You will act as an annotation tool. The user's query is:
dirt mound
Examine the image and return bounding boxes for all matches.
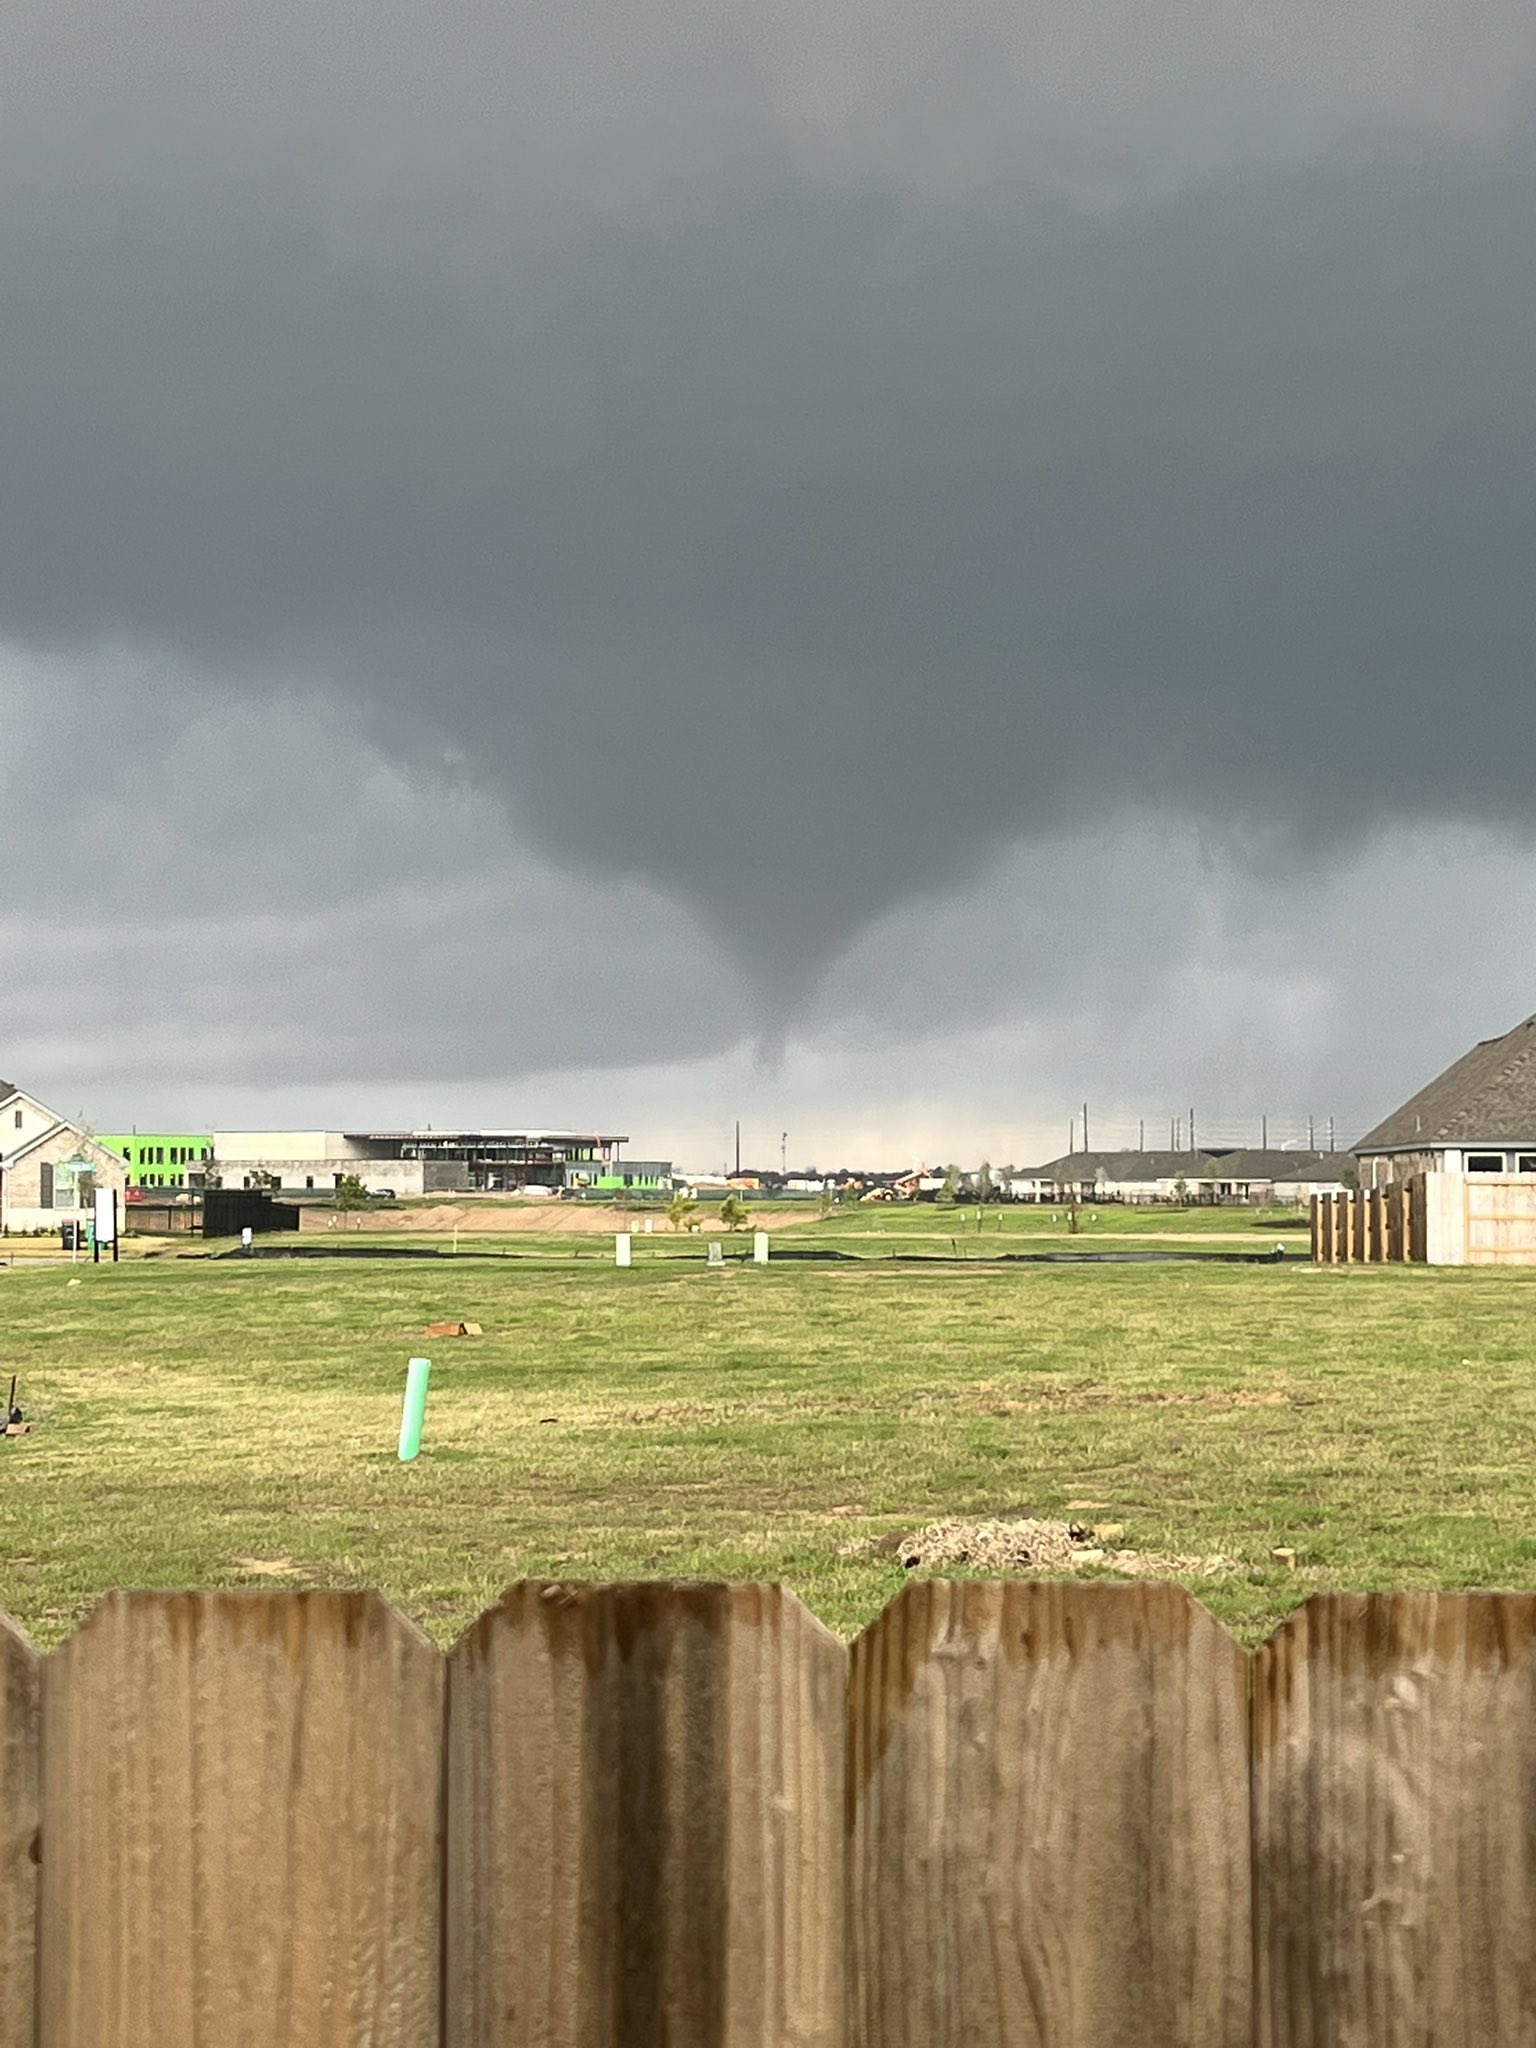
[891,1516,1237,1580]
[301,1201,806,1235]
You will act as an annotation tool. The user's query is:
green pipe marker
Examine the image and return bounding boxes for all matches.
[398,1357,431,1461]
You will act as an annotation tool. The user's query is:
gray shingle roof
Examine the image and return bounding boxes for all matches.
[1210,1149,1351,1181]
[1024,1150,1219,1180]
[1355,1013,1536,1153]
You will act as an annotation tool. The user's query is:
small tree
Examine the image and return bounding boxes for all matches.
[976,1160,995,1205]
[334,1174,367,1219]
[719,1193,751,1231]
[1171,1176,1190,1208]
[938,1166,960,1207]
[667,1190,699,1232]
[816,1188,833,1219]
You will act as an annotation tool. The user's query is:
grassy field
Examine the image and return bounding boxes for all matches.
[2,1207,1533,1649]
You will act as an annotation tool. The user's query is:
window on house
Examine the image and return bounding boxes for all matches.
[13,1109,21,1128]
[1519,1155,1536,1174]
[39,1162,53,1207]
[1467,1153,1506,1173]
[305,1176,314,1189]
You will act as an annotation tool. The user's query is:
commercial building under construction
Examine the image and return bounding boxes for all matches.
[208,1128,652,1196]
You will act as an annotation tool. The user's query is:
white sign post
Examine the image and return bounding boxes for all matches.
[93,1187,119,1264]
[615,1233,632,1268]
[753,1231,769,1265]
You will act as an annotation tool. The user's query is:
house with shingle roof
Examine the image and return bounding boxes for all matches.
[1206,1149,1355,1201]
[0,1082,128,1233]
[1354,1014,1536,1190]
[1026,1150,1222,1203]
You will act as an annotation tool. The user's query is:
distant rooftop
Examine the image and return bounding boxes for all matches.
[1025,1149,1220,1180]
[1212,1148,1350,1180]
[347,1130,629,1144]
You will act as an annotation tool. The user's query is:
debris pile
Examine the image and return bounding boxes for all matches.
[892,1516,1236,1580]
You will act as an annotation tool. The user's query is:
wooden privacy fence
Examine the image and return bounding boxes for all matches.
[1311,1178,1422,1263]
[5,1582,1536,2044]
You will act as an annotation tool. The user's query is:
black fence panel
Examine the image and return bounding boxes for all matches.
[201,1190,301,1237]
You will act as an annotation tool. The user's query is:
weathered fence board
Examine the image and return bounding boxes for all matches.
[0,1613,38,2048]
[40,1592,443,2048]
[1314,1181,1423,1265]
[447,1581,846,2048]
[13,1581,1536,2040]
[1254,1593,1536,2047]
[848,1580,1251,2048]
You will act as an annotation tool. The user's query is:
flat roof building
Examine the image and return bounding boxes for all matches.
[210,1129,632,1194]
[100,1133,214,1191]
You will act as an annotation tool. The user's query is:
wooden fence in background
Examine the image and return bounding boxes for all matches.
[4,1581,1536,2044]
[1311,1178,1423,1263]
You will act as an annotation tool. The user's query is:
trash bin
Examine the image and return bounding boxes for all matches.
[59,1220,82,1251]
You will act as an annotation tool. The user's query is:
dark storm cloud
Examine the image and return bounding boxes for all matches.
[0,668,746,1093]
[3,0,1535,1006]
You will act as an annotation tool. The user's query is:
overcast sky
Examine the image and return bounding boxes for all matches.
[4,0,1535,1167]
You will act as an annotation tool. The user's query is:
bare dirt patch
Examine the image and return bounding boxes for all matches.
[888,1516,1238,1580]
[302,1202,807,1235]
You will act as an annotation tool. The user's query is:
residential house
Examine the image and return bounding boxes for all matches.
[1207,1149,1355,1203]
[1026,1150,1221,1203]
[0,1082,130,1233]
[1354,1013,1536,1189]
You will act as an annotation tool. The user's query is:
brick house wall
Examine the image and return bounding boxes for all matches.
[1,1127,129,1234]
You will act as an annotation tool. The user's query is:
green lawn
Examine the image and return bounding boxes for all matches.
[1,1243,1531,1648]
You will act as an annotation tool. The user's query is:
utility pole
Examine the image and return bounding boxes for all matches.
[1262,1114,1268,1149]
[1328,1116,1335,1153]
[1138,1118,1144,1151]
[1308,1115,1316,1149]
[781,1131,787,1176]
[1082,1102,1090,1152]
[1189,1107,1197,1154]
[734,1121,741,1176]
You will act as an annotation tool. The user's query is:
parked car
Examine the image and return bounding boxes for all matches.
[369,1187,398,1200]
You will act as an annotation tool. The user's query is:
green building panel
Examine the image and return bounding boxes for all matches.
[591,1164,671,1191]
[100,1133,214,1190]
